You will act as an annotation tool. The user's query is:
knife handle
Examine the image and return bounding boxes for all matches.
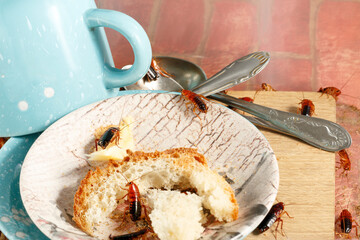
[210,92,352,152]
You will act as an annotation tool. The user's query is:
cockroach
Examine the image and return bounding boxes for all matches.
[261,83,277,91]
[335,209,360,239]
[254,83,276,98]
[336,149,351,177]
[97,127,120,150]
[297,99,315,117]
[318,71,358,101]
[124,180,142,221]
[240,97,254,103]
[109,228,147,240]
[227,96,254,111]
[0,137,9,149]
[118,172,152,222]
[95,117,138,151]
[257,202,293,239]
[145,58,172,81]
[318,87,341,101]
[180,89,208,119]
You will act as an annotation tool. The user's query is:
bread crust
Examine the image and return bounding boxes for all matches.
[73,147,238,237]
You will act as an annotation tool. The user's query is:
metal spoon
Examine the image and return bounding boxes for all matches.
[125,55,351,151]
[126,52,270,93]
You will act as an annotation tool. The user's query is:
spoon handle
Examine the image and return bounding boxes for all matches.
[210,92,352,152]
[192,52,270,96]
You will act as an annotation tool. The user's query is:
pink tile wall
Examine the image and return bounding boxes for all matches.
[94,1,359,240]
[97,0,360,108]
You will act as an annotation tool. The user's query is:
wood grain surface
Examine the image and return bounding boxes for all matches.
[0,91,336,240]
[228,91,336,240]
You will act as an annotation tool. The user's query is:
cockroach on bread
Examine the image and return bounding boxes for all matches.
[335,209,360,239]
[257,202,293,239]
[118,171,154,223]
[180,89,208,120]
[119,177,145,222]
[297,99,315,117]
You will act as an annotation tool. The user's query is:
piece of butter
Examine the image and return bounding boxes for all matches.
[88,116,135,166]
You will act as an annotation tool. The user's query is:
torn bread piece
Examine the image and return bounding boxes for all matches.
[73,148,238,240]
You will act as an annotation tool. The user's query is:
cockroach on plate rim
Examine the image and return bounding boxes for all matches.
[257,202,293,239]
[180,89,209,120]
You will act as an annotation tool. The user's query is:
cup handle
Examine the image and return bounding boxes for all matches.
[84,9,152,88]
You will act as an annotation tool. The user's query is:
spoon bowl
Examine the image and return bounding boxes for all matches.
[125,56,207,91]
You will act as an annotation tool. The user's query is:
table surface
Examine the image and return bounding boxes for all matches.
[229,91,336,239]
[0,90,341,240]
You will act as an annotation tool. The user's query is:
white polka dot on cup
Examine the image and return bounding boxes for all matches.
[44,87,55,98]
[18,101,28,111]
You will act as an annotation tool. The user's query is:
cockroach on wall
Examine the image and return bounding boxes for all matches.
[335,209,360,239]
[336,149,351,178]
[254,83,277,98]
[318,87,341,101]
[318,71,359,101]
[261,83,277,91]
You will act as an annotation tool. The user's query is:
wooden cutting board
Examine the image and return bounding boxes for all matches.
[228,91,335,240]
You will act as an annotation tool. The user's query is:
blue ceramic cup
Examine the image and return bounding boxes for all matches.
[0,0,152,137]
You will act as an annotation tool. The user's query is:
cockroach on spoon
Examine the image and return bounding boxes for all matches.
[145,57,173,81]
